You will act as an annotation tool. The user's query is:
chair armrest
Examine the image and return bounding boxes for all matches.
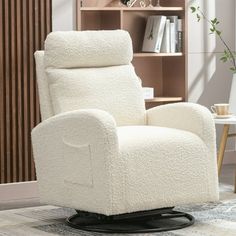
[32,108,117,141]
[146,102,216,150]
[32,108,118,172]
[31,109,120,213]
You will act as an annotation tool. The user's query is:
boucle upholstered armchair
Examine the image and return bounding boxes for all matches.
[32,30,219,233]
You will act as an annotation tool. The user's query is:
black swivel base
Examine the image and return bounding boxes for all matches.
[66,207,195,234]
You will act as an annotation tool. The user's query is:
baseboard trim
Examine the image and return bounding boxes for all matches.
[0,181,39,202]
[223,150,236,165]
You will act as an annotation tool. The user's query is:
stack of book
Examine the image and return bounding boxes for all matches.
[142,15,183,53]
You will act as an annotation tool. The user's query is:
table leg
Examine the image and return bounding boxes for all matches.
[227,135,236,192]
[217,124,230,175]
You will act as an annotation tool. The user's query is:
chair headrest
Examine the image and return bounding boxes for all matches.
[44,30,133,69]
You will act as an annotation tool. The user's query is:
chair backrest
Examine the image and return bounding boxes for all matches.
[35,30,146,126]
[35,51,54,120]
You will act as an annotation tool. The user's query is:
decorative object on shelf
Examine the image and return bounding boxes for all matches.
[127,0,138,7]
[120,0,130,5]
[107,0,124,7]
[147,0,154,7]
[120,0,139,7]
[139,0,156,8]
[191,6,236,115]
[139,1,146,8]
[121,0,155,8]
[142,87,154,99]
[155,0,161,7]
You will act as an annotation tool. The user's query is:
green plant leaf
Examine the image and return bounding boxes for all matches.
[191,6,196,13]
[211,18,217,24]
[197,14,201,22]
[220,56,227,62]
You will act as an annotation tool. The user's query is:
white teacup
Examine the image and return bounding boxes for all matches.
[211,103,229,116]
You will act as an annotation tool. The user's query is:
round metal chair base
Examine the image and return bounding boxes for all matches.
[66,207,195,233]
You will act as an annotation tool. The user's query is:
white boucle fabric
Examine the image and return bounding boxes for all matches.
[46,65,146,126]
[117,126,219,212]
[34,51,53,120]
[147,102,216,152]
[32,31,219,216]
[32,109,124,215]
[44,30,133,69]
[32,109,219,215]
[147,102,219,204]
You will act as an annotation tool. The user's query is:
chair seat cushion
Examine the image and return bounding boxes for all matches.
[116,126,215,213]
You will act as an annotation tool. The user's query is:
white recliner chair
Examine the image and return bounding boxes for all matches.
[32,30,219,233]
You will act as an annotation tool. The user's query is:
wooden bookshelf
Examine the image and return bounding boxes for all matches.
[76,0,187,108]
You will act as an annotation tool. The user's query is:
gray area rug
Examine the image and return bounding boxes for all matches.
[0,184,236,236]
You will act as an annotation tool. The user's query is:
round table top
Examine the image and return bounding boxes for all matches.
[214,115,236,124]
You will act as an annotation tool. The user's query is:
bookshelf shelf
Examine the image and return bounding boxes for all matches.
[134,52,183,57]
[145,97,183,103]
[77,0,187,108]
[123,7,184,11]
[80,7,120,11]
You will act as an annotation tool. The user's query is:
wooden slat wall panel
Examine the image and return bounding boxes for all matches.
[0,0,52,183]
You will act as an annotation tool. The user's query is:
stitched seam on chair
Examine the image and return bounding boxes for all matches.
[62,138,88,149]
[62,138,94,188]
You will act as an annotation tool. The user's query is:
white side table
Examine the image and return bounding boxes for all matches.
[214,116,236,192]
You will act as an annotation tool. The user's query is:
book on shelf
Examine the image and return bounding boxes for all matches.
[168,16,178,53]
[142,15,183,54]
[170,22,176,53]
[160,19,170,53]
[142,15,167,53]
[168,16,184,53]
[177,19,183,52]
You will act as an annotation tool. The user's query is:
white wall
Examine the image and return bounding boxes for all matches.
[52,0,76,31]
[188,0,235,105]
[188,0,236,163]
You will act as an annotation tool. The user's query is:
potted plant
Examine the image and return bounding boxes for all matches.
[191,6,236,114]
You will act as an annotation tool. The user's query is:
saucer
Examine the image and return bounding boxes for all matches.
[213,113,234,119]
